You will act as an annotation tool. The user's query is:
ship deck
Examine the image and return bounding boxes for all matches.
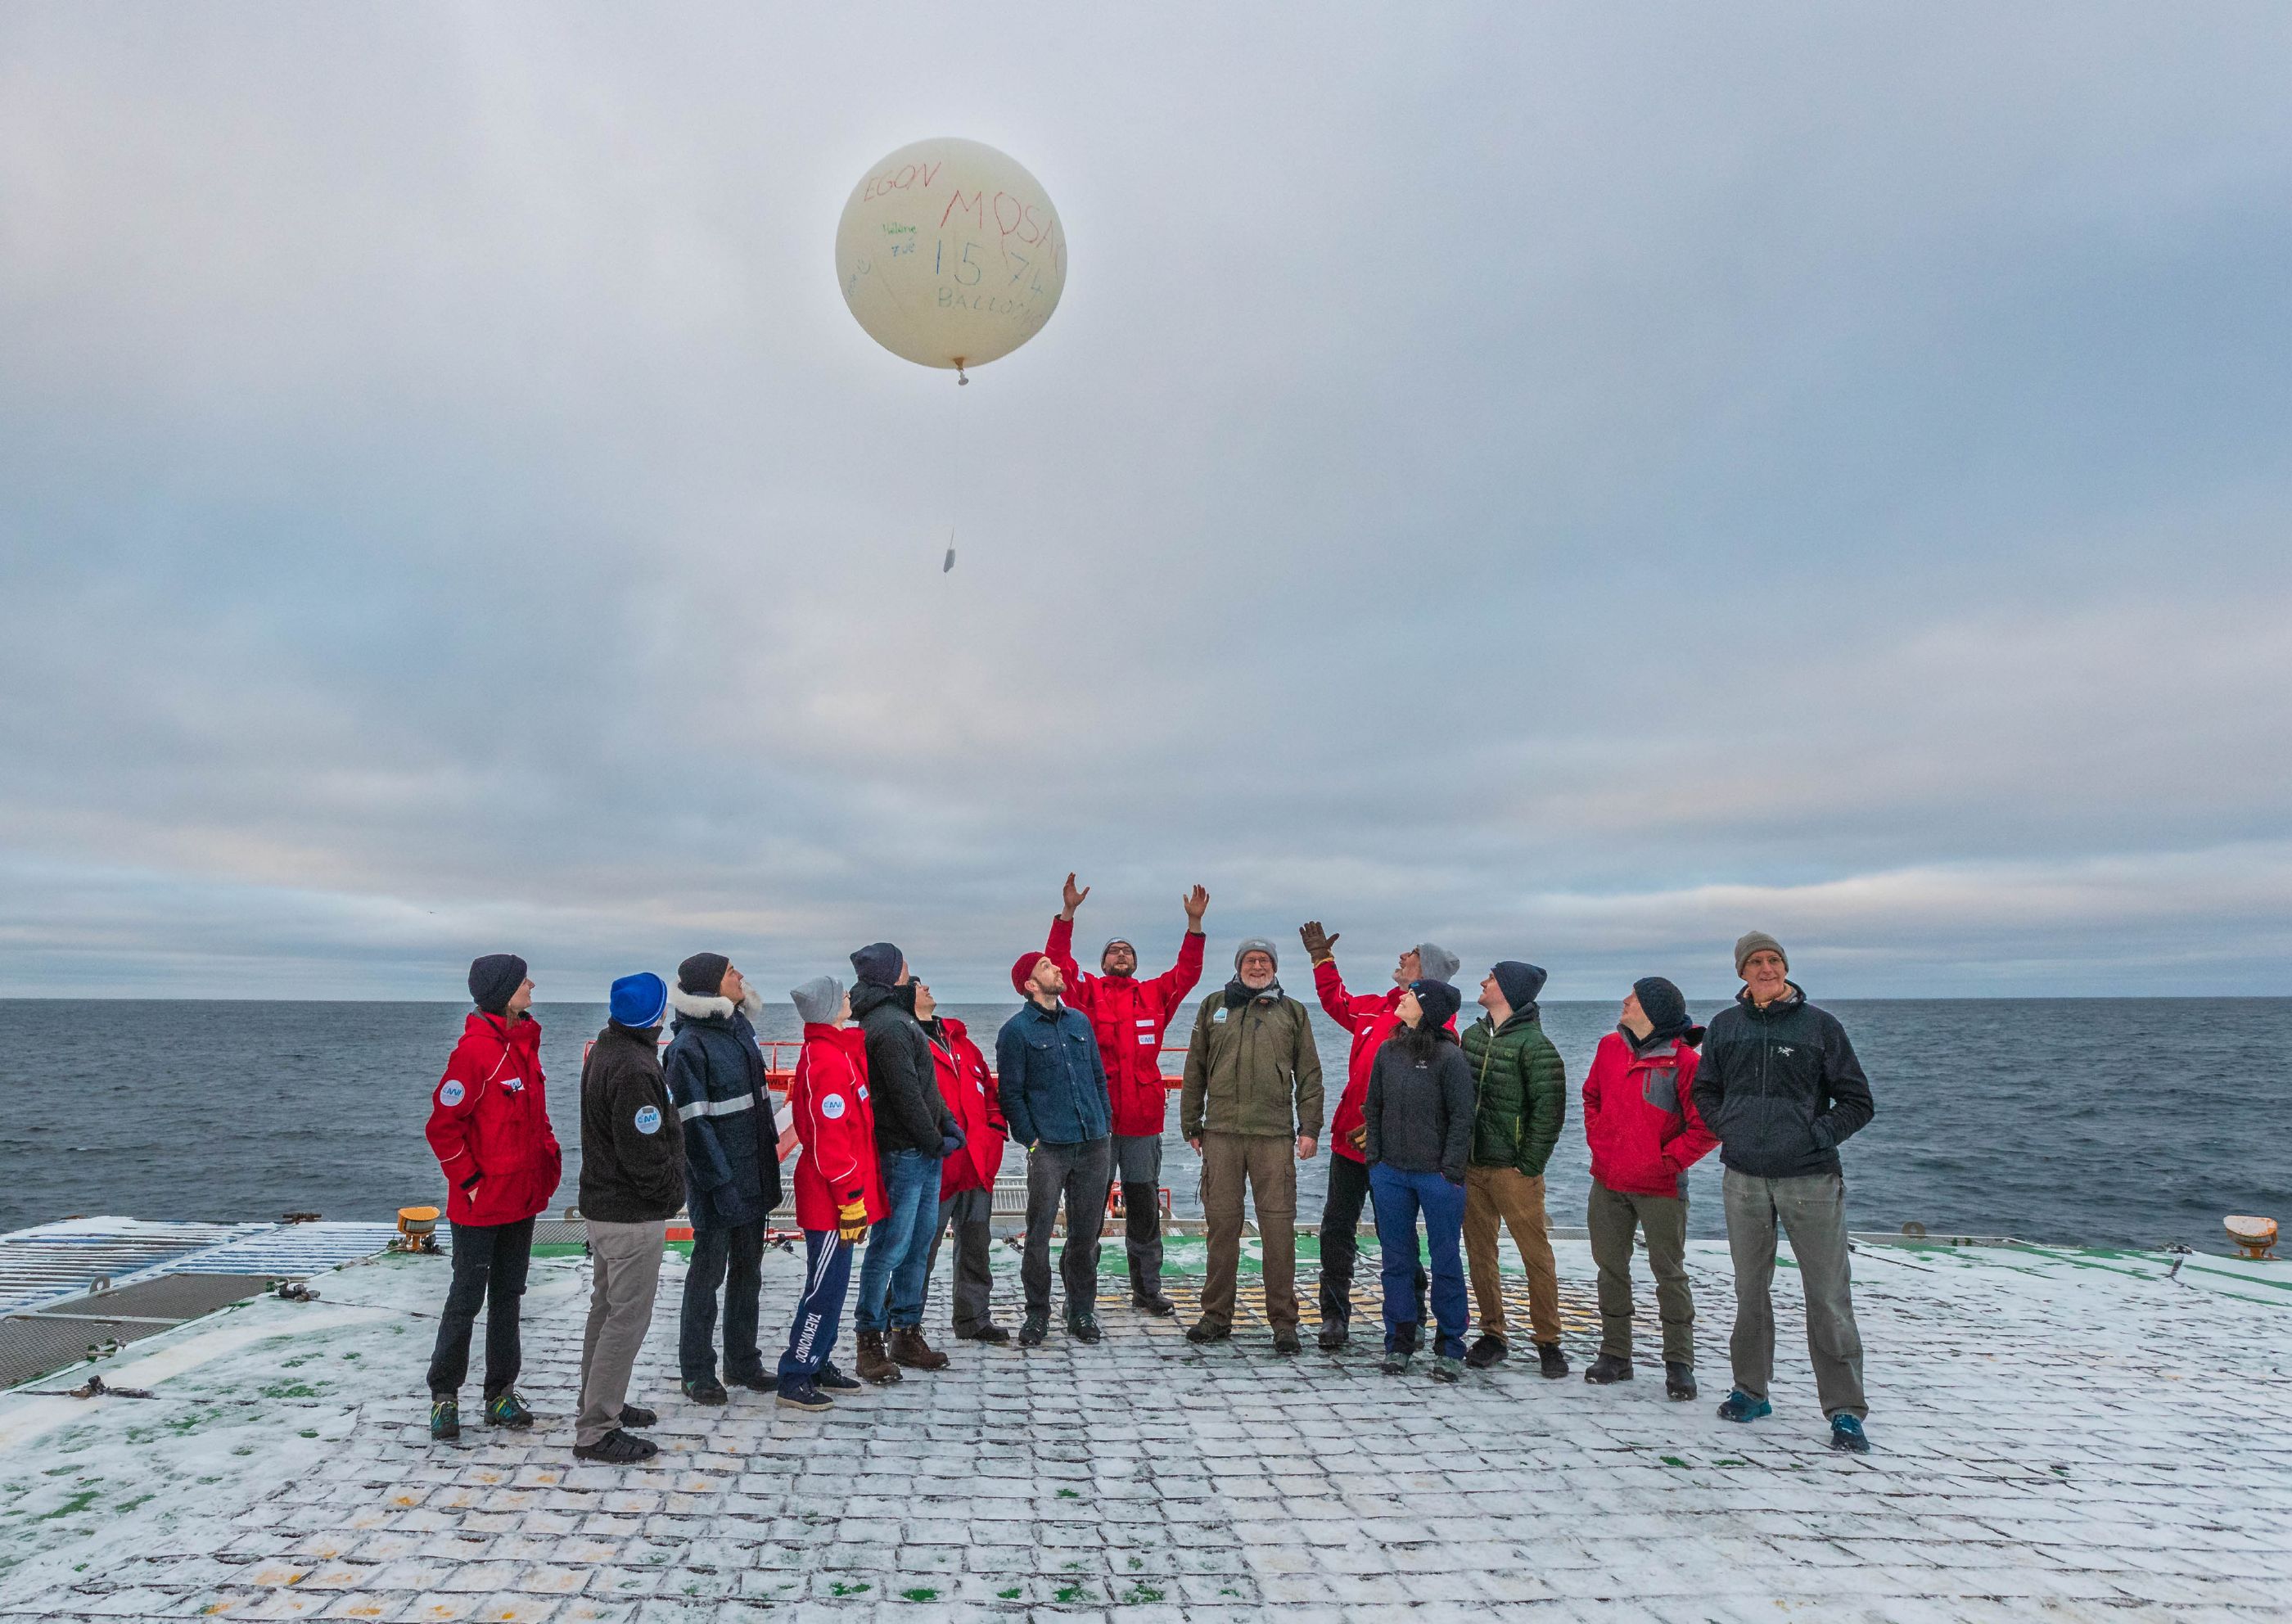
[2,1223,2287,1622]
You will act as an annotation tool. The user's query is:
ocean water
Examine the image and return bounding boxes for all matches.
[3,998,2285,1252]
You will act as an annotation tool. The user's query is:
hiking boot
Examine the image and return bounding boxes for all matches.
[957,1324,1011,1344]
[1066,1310,1103,1345]
[1392,1323,1421,1356]
[1018,1310,1049,1348]
[618,1403,657,1428]
[1271,1326,1302,1356]
[572,1428,658,1464]
[729,1370,776,1393]
[1378,1349,1412,1376]
[1830,1414,1872,1454]
[1431,1356,1464,1384]
[855,1331,903,1384]
[681,1375,728,1406]
[1537,1343,1570,1379]
[1585,1353,1634,1385]
[815,1363,864,1395]
[483,1389,534,1429]
[774,1380,832,1414]
[1185,1319,1230,1345]
[1317,1319,1349,1351]
[1717,1390,1772,1423]
[429,1394,460,1442]
[1129,1264,1175,1316]
[1464,1334,1508,1369]
[889,1328,950,1370]
[1665,1362,1697,1402]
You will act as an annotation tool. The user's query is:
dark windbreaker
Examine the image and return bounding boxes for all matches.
[578,1022,686,1224]
[1689,983,1874,1179]
[1362,1036,1477,1184]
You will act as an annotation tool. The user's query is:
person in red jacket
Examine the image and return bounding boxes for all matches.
[1045,872,1207,1315]
[1581,976,1717,1401]
[917,978,1010,1342]
[775,976,882,1412]
[422,953,562,1441]
[1299,923,1455,1351]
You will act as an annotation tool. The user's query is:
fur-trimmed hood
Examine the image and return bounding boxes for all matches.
[668,982,765,1024]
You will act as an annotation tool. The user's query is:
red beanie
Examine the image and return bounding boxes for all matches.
[1011,952,1049,995]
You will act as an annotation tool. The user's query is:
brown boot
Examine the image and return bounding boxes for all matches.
[855,1330,903,1385]
[888,1327,950,1371]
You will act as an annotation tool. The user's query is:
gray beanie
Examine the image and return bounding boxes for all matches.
[1414,941,1460,983]
[1734,931,1788,975]
[790,975,845,1025]
[1234,936,1279,972]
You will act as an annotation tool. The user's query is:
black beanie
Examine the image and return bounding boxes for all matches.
[677,952,731,997]
[1632,976,1692,1042]
[467,953,527,1016]
[1410,978,1464,1031]
[850,941,904,986]
[1491,960,1547,1011]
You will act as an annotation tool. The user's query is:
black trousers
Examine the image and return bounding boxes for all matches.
[1317,1154,1426,1326]
[680,1216,765,1384]
[426,1216,535,1399]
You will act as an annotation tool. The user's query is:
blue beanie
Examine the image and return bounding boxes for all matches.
[850,941,904,986]
[610,972,668,1030]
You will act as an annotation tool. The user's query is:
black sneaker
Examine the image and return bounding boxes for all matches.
[1066,1310,1103,1345]
[1464,1334,1508,1369]
[1271,1327,1302,1356]
[1665,1362,1697,1402]
[1185,1319,1230,1344]
[815,1363,864,1395]
[774,1380,832,1414]
[681,1376,729,1405]
[483,1389,534,1429]
[958,1324,1012,1344]
[1585,1353,1635,1385]
[1537,1343,1571,1379]
[617,1403,657,1428]
[1018,1310,1049,1348]
[1317,1320,1348,1352]
[572,1428,658,1464]
[429,1394,460,1442]
[729,1371,776,1393]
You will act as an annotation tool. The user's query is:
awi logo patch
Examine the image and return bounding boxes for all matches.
[822,1093,846,1120]
[439,1080,466,1107]
[634,1105,662,1135]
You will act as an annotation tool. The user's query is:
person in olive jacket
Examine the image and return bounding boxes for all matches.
[996,951,1114,1347]
[1690,932,1876,1454]
[1458,960,1570,1378]
[1179,938,1324,1354]
[573,972,684,1464]
[1362,978,1478,1381]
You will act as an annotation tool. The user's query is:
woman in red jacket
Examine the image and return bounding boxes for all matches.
[775,976,882,1411]
[422,954,562,1441]
[919,979,1011,1342]
[1581,977,1717,1401]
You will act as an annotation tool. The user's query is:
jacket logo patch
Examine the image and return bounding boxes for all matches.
[439,1080,466,1107]
[822,1094,846,1119]
[1212,1008,1229,1023]
[1778,1045,1795,1057]
[634,1105,662,1135]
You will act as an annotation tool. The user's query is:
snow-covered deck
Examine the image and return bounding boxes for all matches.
[2,1227,2286,1622]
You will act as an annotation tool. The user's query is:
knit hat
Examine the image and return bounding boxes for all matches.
[1010,952,1053,996]
[1631,976,1690,1042]
[790,975,844,1026]
[1491,960,1547,1010]
[850,941,904,986]
[1101,937,1135,963]
[1234,937,1279,973]
[1733,931,1788,974]
[467,953,527,1016]
[1414,942,1461,983]
[1410,978,1464,1031]
[677,952,731,997]
[609,972,667,1030]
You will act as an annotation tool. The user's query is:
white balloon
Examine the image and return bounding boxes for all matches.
[834,137,1067,374]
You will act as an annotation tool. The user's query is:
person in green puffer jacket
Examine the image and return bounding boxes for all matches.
[1458,960,1569,1378]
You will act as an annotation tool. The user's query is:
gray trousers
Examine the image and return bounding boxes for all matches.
[926,1186,997,1336]
[1721,1168,1868,1419]
[1586,1179,1694,1364]
[1022,1137,1111,1317]
[576,1217,665,1446]
[1114,1133,1165,1284]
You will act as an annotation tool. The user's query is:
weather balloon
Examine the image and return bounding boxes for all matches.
[834,138,1066,380]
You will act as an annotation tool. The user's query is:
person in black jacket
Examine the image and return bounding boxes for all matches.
[1362,979,1477,1382]
[847,942,961,1383]
[1690,932,1876,1453]
[573,972,683,1464]
[665,952,785,1405]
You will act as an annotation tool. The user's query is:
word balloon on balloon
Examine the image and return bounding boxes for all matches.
[834,137,1066,381]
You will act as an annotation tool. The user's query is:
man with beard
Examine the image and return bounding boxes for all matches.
[996,950,1116,1347]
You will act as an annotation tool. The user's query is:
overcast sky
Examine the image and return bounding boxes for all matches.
[3,3,2290,1002]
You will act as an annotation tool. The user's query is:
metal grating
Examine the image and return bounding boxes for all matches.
[31,1272,277,1323]
[0,1221,264,1314]
[151,1223,397,1278]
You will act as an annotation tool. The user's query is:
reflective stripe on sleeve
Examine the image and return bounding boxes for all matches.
[675,1094,758,1122]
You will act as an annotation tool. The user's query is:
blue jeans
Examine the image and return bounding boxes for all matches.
[854,1148,943,1333]
[778,1229,854,1388]
[1369,1163,1469,1360]
[679,1216,763,1385]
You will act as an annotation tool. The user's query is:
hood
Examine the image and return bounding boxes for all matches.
[598,1020,662,1048]
[466,1010,540,1048]
[1625,1025,1705,1058]
[932,1014,971,1044]
[849,979,917,1023]
[669,982,765,1026]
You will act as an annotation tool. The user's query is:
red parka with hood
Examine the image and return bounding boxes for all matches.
[1044,915,1204,1139]
[927,1016,1007,1200]
[1581,1028,1718,1198]
[788,1023,885,1232]
[425,1011,562,1226]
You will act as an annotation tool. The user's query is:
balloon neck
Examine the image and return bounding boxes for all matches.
[954,359,969,386]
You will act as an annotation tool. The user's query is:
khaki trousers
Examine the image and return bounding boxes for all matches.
[1586,1178,1694,1363]
[1462,1165,1562,1346]
[576,1217,665,1446]
[1198,1131,1299,1330]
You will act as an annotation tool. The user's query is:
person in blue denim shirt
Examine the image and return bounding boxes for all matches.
[846,942,961,1384]
[995,952,1113,1347]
